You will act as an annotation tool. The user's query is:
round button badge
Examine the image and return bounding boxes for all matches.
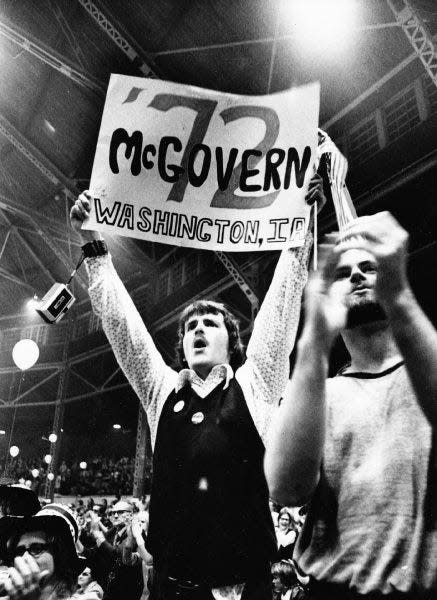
[173,400,185,413]
[191,411,205,425]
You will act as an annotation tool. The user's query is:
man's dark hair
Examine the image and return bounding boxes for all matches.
[175,300,245,371]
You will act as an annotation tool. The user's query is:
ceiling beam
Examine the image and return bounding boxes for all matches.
[0,193,76,239]
[0,17,105,95]
[12,228,56,287]
[10,370,62,405]
[387,0,437,88]
[0,228,11,261]
[322,51,418,130]
[77,0,161,77]
[0,113,79,202]
[0,266,34,293]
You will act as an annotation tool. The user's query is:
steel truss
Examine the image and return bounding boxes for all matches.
[0,18,104,95]
[387,0,437,87]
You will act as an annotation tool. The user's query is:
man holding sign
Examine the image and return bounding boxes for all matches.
[70,179,319,600]
[70,76,346,600]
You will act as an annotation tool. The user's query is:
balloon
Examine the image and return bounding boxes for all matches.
[9,446,19,457]
[48,433,57,443]
[12,339,39,370]
[79,461,87,469]
[47,473,54,481]
[31,469,39,478]
[44,454,52,464]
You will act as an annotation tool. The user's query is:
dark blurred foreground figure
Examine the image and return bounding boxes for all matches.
[265,213,437,599]
[0,503,84,599]
[0,485,40,519]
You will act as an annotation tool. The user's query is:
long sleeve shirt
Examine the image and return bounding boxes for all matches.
[85,236,311,600]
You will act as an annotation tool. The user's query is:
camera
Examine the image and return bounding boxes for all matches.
[35,283,75,324]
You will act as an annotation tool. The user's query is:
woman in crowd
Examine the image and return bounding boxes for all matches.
[71,566,103,599]
[275,508,297,560]
[0,503,84,599]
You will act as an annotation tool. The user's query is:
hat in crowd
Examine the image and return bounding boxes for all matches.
[0,503,84,574]
[0,484,41,518]
[110,500,132,513]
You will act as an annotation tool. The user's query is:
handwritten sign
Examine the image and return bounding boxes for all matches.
[86,75,320,251]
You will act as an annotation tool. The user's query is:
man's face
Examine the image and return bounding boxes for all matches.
[332,248,386,328]
[110,502,132,527]
[182,312,230,378]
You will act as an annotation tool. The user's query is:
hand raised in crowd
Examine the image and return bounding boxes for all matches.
[130,515,144,543]
[2,555,48,600]
[70,191,101,243]
[305,173,326,213]
[87,509,101,533]
[339,212,410,308]
[304,233,348,352]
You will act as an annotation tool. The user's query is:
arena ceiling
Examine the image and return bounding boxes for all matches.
[0,0,436,461]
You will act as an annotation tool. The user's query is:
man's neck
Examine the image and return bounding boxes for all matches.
[342,320,402,373]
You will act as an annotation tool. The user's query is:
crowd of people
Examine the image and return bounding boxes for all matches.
[1,457,138,496]
[0,486,308,600]
[0,120,435,600]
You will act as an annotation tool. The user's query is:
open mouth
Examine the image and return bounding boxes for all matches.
[193,338,207,349]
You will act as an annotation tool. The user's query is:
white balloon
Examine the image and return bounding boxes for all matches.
[12,339,39,370]
[47,472,54,481]
[79,461,87,469]
[44,454,52,464]
[48,433,57,443]
[9,445,19,457]
[31,469,39,478]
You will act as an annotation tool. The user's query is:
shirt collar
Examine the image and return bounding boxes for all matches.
[175,363,234,392]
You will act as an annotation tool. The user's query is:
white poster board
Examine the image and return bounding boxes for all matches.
[85,75,320,251]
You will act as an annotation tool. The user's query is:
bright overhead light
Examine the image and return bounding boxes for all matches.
[48,433,57,443]
[9,445,19,457]
[31,468,39,478]
[113,424,121,430]
[283,0,357,55]
[79,461,87,469]
[0,430,5,435]
[44,454,52,464]
[47,472,55,481]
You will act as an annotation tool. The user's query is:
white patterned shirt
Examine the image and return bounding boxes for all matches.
[85,236,311,599]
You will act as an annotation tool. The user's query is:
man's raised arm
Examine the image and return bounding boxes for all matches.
[70,192,177,443]
[264,238,347,506]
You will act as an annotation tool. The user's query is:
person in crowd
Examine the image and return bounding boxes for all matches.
[0,503,84,599]
[71,565,103,600]
[122,512,153,600]
[271,560,307,600]
[275,509,297,561]
[70,129,346,599]
[82,500,143,600]
[265,212,437,599]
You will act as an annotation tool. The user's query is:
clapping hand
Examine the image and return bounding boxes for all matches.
[2,555,48,599]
